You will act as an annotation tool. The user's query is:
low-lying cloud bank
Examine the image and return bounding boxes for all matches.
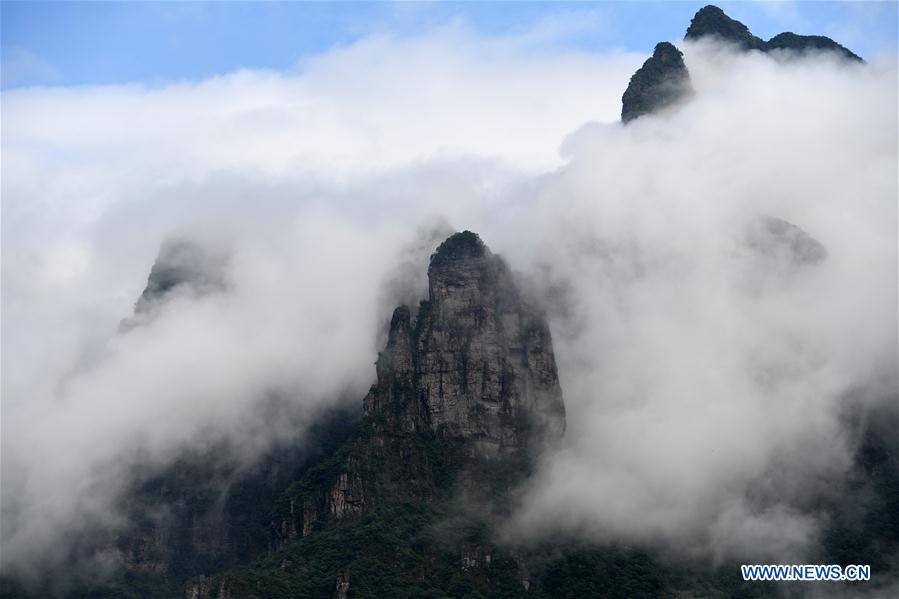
[1,23,896,575]
[508,42,897,563]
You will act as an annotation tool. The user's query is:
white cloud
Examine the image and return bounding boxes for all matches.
[505,44,897,561]
[1,23,895,575]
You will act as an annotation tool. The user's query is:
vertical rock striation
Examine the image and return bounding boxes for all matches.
[365,230,566,459]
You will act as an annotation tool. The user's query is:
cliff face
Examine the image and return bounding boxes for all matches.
[365,231,566,457]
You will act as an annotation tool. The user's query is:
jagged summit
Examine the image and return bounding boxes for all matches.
[367,230,566,456]
[621,41,692,122]
[622,5,862,123]
[685,5,765,51]
[765,32,862,61]
[685,4,862,61]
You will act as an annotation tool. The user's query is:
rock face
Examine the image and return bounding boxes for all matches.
[365,231,566,457]
[685,5,862,61]
[621,42,692,123]
[184,576,230,599]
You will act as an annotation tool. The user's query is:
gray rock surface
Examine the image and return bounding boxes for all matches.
[364,230,566,458]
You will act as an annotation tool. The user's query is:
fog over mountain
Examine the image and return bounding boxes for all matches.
[1,11,896,593]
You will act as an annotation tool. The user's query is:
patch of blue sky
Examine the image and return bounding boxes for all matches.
[2,1,896,90]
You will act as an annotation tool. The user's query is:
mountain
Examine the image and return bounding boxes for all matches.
[4,227,896,598]
[135,238,229,312]
[275,231,565,541]
[765,32,862,61]
[190,231,572,597]
[4,232,606,598]
[621,4,862,123]
[684,4,766,52]
[1,7,892,599]
[120,237,229,331]
[686,5,862,61]
[620,42,692,123]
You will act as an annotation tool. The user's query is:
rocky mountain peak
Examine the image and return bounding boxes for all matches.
[685,5,766,51]
[429,230,487,268]
[621,42,692,123]
[366,231,566,459]
[134,238,228,313]
[651,41,686,63]
[622,5,862,123]
[684,5,862,61]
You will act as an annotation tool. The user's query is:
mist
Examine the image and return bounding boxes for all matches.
[1,21,896,577]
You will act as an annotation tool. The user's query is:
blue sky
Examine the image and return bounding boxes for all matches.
[2,1,896,89]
